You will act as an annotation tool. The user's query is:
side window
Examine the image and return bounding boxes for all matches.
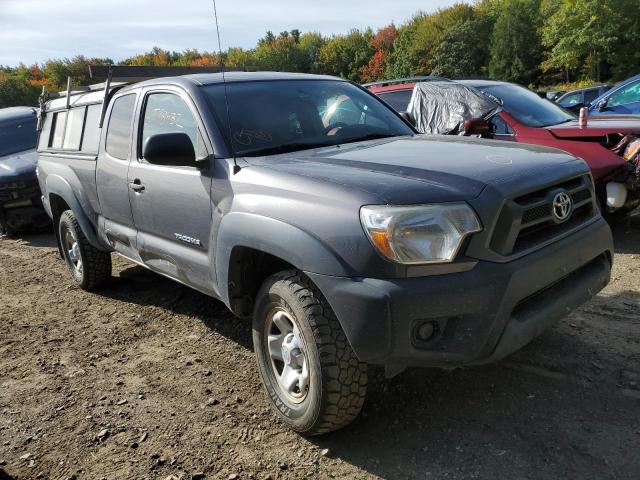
[378,90,413,111]
[490,115,514,135]
[49,111,67,149]
[82,104,102,154]
[558,92,581,107]
[584,89,600,104]
[38,114,52,151]
[608,81,640,107]
[105,94,136,159]
[62,107,86,150]
[141,92,206,160]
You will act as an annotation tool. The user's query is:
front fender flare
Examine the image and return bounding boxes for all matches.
[215,212,351,305]
[45,175,109,250]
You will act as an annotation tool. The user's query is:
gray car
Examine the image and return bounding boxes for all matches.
[37,70,613,435]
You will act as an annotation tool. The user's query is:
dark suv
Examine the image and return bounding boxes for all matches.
[0,107,49,234]
[37,69,613,435]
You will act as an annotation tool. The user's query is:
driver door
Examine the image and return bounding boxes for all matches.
[128,87,215,293]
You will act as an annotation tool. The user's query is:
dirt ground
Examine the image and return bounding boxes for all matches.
[1,216,639,480]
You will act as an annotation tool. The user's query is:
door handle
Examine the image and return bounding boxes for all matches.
[129,179,145,192]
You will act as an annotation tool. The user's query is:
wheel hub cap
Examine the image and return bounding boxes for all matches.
[62,228,83,276]
[281,337,293,364]
[266,309,310,403]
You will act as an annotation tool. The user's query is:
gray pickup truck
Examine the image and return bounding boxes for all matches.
[37,69,613,435]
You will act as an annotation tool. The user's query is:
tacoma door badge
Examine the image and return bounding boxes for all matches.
[174,233,202,246]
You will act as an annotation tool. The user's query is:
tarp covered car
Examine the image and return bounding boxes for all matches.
[406,81,500,135]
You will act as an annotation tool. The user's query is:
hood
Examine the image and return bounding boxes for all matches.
[244,135,585,204]
[546,116,640,138]
[0,149,38,180]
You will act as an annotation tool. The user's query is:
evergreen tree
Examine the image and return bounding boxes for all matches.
[432,19,489,78]
[489,0,542,85]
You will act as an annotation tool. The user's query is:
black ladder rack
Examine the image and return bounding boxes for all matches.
[38,64,247,129]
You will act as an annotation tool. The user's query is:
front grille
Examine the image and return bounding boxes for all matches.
[0,178,41,205]
[490,175,596,256]
[521,204,550,224]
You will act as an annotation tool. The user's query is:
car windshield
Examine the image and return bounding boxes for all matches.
[478,84,575,128]
[0,115,37,157]
[202,80,414,156]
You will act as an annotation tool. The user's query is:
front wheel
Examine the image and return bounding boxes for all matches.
[253,270,367,435]
[59,210,112,290]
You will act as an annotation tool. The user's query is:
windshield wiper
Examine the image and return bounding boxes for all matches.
[339,132,400,145]
[237,142,338,157]
[237,133,401,157]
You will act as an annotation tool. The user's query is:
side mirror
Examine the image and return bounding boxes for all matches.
[143,132,197,167]
[596,100,608,110]
[463,118,491,137]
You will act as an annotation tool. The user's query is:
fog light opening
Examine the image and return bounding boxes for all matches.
[416,321,438,342]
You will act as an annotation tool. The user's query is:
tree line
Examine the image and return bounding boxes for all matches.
[1,0,638,108]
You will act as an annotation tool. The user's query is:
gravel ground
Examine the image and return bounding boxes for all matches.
[1,216,639,480]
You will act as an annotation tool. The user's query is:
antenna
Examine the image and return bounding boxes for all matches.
[211,0,240,174]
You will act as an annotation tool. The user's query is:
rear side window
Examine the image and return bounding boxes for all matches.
[38,114,52,151]
[377,90,413,111]
[105,94,136,159]
[82,104,102,154]
[45,105,99,153]
[50,111,67,149]
[62,107,85,150]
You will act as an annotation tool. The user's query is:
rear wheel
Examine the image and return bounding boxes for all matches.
[59,210,112,290]
[253,270,367,435]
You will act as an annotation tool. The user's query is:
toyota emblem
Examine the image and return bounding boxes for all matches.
[552,192,573,222]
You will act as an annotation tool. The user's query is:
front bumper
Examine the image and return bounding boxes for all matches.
[0,197,50,232]
[307,217,613,369]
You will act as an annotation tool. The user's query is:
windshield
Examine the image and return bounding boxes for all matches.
[202,80,414,156]
[0,115,37,157]
[478,84,575,127]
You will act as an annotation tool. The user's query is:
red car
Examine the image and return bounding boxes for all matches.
[366,78,640,212]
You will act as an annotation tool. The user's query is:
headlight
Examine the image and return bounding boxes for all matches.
[360,203,482,264]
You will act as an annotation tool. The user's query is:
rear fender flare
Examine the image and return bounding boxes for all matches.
[45,175,108,250]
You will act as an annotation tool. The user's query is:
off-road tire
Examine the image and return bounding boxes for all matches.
[253,269,367,435]
[58,210,112,290]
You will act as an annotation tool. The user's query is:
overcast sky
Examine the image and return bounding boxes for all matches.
[0,0,462,66]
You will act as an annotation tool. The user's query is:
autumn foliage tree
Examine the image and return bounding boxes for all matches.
[318,29,374,82]
[360,25,398,83]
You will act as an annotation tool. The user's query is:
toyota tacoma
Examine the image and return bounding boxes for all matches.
[37,68,613,435]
